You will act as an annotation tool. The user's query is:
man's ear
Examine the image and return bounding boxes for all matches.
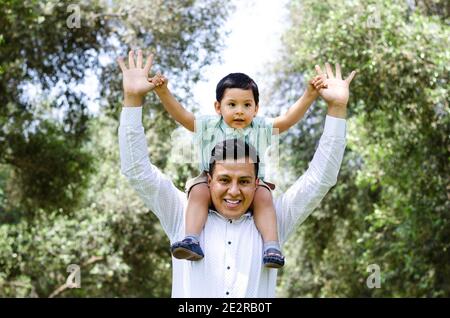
[207,172,212,186]
[214,101,221,115]
[255,178,259,187]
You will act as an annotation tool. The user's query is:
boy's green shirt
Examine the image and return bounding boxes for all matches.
[194,115,275,180]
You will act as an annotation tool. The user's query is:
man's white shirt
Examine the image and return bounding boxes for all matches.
[118,107,346,298]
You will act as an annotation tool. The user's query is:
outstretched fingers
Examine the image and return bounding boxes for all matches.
[123,49,154,73]
[117,57,127,72]
[136,49,143,68]
[143,53,154,74]
[315,64,325,77]
[325,62,334,79]
[345,70,357,84]
[335,63,342,79]
[128,50,135,69]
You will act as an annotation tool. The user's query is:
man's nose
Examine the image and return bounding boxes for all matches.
[228,182,240,196]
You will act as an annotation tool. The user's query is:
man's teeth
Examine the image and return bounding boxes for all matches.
[225,199,240,203]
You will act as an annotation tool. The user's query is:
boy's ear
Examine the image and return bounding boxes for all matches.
[214,101,221,115]
[254,104,259,116]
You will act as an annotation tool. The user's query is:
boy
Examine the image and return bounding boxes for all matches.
[149,69,326,268]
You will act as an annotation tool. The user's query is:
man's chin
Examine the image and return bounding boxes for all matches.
[218,207,246,219]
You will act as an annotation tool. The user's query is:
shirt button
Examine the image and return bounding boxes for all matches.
[227,266,230,270]
[228,241,231,245]
[229,220,232,224]
[226,292,229,295]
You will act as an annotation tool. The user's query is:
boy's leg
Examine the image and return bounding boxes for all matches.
[252,186,285,268]
[185,182,211,237]
[171,182,210,261]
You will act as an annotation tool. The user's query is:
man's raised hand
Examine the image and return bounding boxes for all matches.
[117,50,155,106]
[315,63,356,110]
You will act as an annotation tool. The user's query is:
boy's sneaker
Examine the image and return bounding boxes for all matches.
[263,248,285,268]
[171,237,204,261]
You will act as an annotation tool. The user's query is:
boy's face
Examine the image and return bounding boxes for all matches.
[214,88,259,129]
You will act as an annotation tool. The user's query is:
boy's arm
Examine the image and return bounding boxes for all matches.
[152,75,195,132]
[272,74,327,134]
[272,92,316,134]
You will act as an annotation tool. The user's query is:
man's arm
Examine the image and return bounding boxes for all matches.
[275,63,356,243]
[275,115,346,243]
[151,74,195,132]
[272,74,327,134]
[119,107,185,241]
[117,50,185,241]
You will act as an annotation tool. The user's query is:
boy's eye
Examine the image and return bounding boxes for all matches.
[228,103,235,107]
[245,104,251,107]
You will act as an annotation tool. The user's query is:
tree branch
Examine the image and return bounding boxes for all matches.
[48,256,104,298]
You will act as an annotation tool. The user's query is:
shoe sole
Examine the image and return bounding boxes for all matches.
[172,247,204,261]
[264,262,284,269]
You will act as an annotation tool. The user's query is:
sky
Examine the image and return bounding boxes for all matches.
[192,0,289,115]
[23,0,292,186]
[188,0,291,188]
[31,0,290,117]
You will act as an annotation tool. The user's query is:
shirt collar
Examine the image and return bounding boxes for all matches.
[219,116,253,137]
[209,209,252,224]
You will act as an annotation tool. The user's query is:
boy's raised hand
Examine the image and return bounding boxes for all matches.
[307,74,328,98]
[149,72,168,91]
[117,50,155,106]
[314,62,356,108]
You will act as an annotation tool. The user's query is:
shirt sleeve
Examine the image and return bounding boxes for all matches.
[262,116,275,137]
[253,116,274,145]
[194,115,220,135]
[118,107,185,242]
[275,115,347,244]
[194,115,221,171]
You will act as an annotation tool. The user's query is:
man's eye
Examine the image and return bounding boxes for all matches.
[219,179,228,183]
[240,180,250,184]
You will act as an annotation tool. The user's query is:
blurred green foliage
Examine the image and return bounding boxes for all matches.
[0,0,229,297]
[271,0,449,297]
[1,0,448,298]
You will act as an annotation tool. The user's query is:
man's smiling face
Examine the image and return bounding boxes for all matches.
[208,159,258,219]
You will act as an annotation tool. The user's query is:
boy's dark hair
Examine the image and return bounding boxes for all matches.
[216,73,259,105]
[208,139,260,178]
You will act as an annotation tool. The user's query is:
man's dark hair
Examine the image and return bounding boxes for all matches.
[208,139,260,178]
[215,73,259,105]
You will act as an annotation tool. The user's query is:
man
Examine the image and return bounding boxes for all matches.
[118,50,355,297]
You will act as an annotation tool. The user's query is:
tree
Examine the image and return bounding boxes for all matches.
[270,0,449,297]
[0,0,229,213]
[0,0,231,297]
